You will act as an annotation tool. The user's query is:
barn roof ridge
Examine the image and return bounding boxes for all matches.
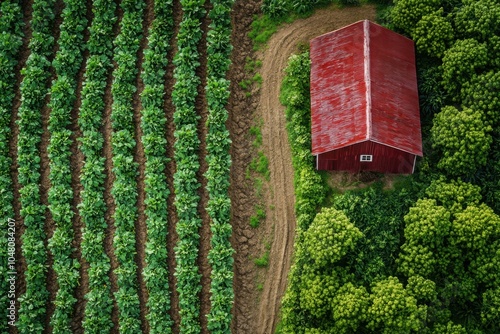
[310,19,423,157]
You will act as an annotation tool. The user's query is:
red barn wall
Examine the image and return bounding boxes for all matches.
[316,141,415,174]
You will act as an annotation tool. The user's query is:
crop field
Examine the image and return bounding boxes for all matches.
[1,0,262,333]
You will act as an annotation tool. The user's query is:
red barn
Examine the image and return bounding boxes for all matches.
[310,20,423,174]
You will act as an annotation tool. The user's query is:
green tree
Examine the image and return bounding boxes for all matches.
[431,106,492,176]
[367,277,425,333]
[413,8,454,58]
[461,70,500,126]
[332,283,369,333]
[441,39,488,97]
[391,0,441,35]
[454,0,500,41]
[304,207,363,267]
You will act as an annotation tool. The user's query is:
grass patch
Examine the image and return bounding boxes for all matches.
[250,151,270,180]
[250,205,266,228]
[254,250,270,267]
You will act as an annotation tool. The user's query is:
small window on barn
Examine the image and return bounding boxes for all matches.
[360,155,373,162]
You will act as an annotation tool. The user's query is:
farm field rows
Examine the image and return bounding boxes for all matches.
[1,0,263,332]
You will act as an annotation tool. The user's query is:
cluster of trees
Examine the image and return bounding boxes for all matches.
[46,0,87,332]
[0,1,23,332]
[278,0,500,331]
[15,0,56,331]
[78,0,117,331]
[139,0,174,332]
[392,0,500,182]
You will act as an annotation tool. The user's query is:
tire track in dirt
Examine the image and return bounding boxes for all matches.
[255,5,376,334]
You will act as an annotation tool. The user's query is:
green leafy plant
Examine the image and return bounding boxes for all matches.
[0,1,23,331]
[78,0,117,331]
[46,0,88,332]
[139,0,175,332]
[431,106,492,177]
[15,0,56,331]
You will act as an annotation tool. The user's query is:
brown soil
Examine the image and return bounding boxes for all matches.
[227,1,262,333]
[42,1,65,332]
[132,0,154,331]
[69,0,94,331]
[9,1,33,334]
[254,5,377,334]
[164,0,182,331]
[196,2,212,333]
[101,2,123,332]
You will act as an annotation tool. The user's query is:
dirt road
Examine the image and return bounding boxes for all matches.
[255,5,376,334]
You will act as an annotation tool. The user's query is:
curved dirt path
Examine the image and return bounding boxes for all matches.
[256,5,376,334]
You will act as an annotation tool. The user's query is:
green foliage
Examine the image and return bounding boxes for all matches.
[254,250,270,267]
[78,0,117,331]
[304,208,362,267]
[109,1,146,331]
[398,199,451,277]
[0,1,23,331]
[441,39,489,97]
[205,1,236,332]
[454,0,500,41]
[461,70,500,126]
[15,0,56,331]
[300,270,340,318]
[431,106,492,176]
[367,277,425,333]
[250,206,266,228]
[139,0,174,332]
[391,0,441,35]
[407,275,437,302]
[425,177,481,214]
[332,283,370,332]
[46,0,88,332]
[413,8,454,58]
[171,1,205,332]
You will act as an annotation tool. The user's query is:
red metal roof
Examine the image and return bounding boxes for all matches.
[310,20,423,157]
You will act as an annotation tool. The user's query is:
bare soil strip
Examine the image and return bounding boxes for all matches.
[42,1,65,332]
[196,2,212,333]
[69,1,94,331]
[254,5,376,334]
[132,0,155,331]
[164,0,182,331]
[102,2,123,332]
[9,2,34,333]
[227,1,262,333]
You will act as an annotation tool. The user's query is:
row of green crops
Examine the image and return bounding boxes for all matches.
[204,0,235,332]
[77,0,117,331]
[109,0,145,332]
[139,0,174,332]
[16,0,56,331]
[171,0,205,332]
[0,1,23,332]
[46,0,87,331]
